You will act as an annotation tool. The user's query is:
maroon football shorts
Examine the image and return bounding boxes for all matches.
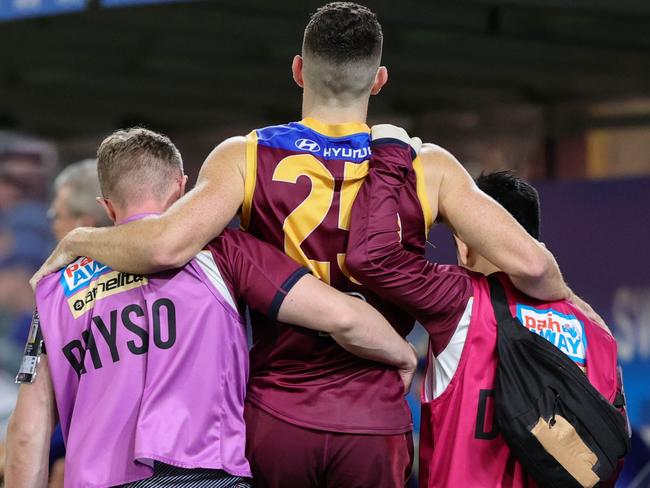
[244,401,414,488]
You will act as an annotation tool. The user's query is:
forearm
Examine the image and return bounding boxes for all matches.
[434,147,570,302]
[5,360,56,488]
[347,155,409,268]
[347,145,445,322]
[330,296,416,370]
[508,245,568,302]
[66,211,204,273]
[277,274,416,370]
[449,201,568,302]
[60,174,243,275]
[32,137,246,283]
[5,416,51,488]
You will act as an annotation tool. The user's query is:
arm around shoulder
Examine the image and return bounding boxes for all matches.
[32,137,247,282]
[146,135,248,269]
[421,144,568,301]
[277,273,417,374]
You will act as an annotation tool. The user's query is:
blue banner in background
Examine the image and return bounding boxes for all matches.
[100,0,185,6]
[0,0,85,20]
[0,0,191,20]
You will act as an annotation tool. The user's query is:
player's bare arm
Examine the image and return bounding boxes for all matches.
[278,273,418,393]
[420,144,569,302]
[5,356,57,488]
[31,137,247,286]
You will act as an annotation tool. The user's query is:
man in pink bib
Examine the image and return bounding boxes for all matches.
[5,128,417,488]
[346,126,627,488]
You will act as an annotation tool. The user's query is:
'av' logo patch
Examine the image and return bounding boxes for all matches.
[517,304,587,366]
[60,257,110,296]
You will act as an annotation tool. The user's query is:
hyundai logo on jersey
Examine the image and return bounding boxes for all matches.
[257,122,371,163]
[295,138,321,153]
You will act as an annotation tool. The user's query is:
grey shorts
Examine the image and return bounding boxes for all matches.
[116,461,252,488]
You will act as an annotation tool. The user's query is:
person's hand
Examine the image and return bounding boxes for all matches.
[398,342,418,395]
[568,289,612,336]
[30,231,81,290]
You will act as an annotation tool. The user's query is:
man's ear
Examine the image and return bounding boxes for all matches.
[454,235,470,268]
[292,55,304,88]
[370,66,388,95]
[97,197,116,224]
[179,174,188,197]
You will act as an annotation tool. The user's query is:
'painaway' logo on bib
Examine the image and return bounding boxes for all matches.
[516,304,587,367]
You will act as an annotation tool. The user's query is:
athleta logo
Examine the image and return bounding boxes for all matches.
[295,138,321,153]
[67,271,148,318]
[517,305,587,366]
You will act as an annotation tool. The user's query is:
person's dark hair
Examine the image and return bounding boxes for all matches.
[97,127,183,206]
[475,171,541,240]
[302,2,383,99]
[304,2,382,64]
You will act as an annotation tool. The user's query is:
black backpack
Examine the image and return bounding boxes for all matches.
[488,275,630,488]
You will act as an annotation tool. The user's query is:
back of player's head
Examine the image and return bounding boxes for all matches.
[97,128,183,208]
[302,2,383,102]
[475,171,541,240]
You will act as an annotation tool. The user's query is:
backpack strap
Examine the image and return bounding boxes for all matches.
[613,392,626,409]
[487,274,513,323]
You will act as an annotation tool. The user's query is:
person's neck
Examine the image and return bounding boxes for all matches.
[114,202,166,225]
[302,90,369,125]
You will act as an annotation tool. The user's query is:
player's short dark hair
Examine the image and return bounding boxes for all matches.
[302,2,383,100]
[304,2,382,64]
[475,171,541,240]
[97,128,183,206]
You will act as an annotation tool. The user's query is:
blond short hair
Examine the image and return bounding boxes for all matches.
[96,128,183,206]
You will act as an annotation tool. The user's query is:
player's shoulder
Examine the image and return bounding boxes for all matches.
[208,228,277,257]
[206,228,255,262]
[200,136,247,181]
[418,142,474,198]
[210,135,247,155]
[414,143,458,193]
[252,121,301,143]
[419,143,461,169]
[206,124,297,165]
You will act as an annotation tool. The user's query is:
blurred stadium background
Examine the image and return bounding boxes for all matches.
[0,0,649,486]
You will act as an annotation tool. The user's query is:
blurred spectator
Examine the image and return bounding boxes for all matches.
[0,157,108,487]
[0,152,54,271]
[39,159,111,488]
[50,159,112,241]
[0,149,56,487]
[0,150,54,370]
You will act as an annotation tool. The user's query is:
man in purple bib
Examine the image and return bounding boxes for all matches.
[5,128,417,488]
